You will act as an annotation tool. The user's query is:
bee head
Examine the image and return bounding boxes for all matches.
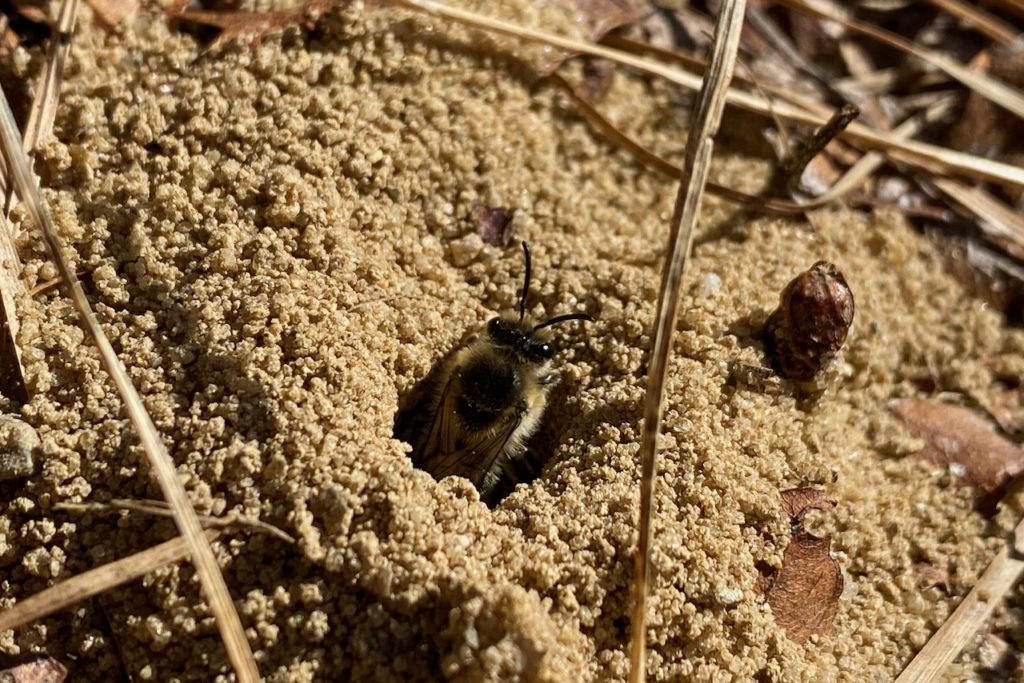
[487,317,554,363]
[487,241,593,364]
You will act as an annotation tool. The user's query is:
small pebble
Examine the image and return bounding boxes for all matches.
[0,415,40,481]
[697,272,722,299]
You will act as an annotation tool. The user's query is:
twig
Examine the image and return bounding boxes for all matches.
[821,95,957,203]
[56,498,296,544]
[894,517,1024,682]
[0,531,221,632]
[628,0,747,680]
[0,64,260,683]
[384,0,1024,188]
[777,103,859,195]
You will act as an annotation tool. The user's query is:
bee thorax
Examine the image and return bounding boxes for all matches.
[457,355,522,424]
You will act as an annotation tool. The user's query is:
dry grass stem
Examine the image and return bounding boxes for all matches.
[627,0,747,680]
[932,179,1024,260]
[986,0,1024,18]
[0,216,26,402]
[0,72,260,683]
[555,74,957,214]
[823,95,958,202]
[0,0,81,405]
[923,0,1019,45]
[21,0,78,155]
[550,73,807,214]
[776,0,1024,120]
[894,517,1024,683]
[0,531,221,633]
[56,499,296,543]
[385,0,1024,188]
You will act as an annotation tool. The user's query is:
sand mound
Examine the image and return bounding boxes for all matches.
[1,2,1022,680]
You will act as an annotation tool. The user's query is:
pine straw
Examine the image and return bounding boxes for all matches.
[923,0,1019,45]
[0,531,221,633]
[626,0,747,679]
[0,0,75,404]
[20,0,78,155]
[55,498,296,543]
[774,0,1024,120]
[0,35,261,683]
[895,516,1024,683]
[387,0,1024,189]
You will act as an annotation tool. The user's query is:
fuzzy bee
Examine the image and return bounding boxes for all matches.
[407,242,591,503]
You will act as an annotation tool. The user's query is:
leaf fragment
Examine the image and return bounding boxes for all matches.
[765,530,844,644]
[470,204,515,247]
[888,399,1024,506]
[780,487,837,522]
[763,487,843,644]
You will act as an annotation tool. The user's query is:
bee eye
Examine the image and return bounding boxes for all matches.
[487,318,502,337]
[488,318,519,346]
[532,342,553,361]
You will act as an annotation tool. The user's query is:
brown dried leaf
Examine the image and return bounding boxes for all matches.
[765,530,843,644]
[470,204,515,247]
[170,0,339,49]
[0,656,68,683]
[888,399,1024,505]
[780,487,836,522]
[86,0,139,27]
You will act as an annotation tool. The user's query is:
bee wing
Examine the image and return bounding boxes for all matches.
[431,411,523,481]
[418,377,523,484]
[417,374,459,466]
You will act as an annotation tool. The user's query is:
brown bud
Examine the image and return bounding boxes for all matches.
[765,261,855,382]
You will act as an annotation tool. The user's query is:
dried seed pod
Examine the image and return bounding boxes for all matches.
[765,261,855,382]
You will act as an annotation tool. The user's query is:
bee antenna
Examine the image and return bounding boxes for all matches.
[518,241,532,322]
[533,312,594,331]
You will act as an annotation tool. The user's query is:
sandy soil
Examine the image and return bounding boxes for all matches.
[1,1,1023,680]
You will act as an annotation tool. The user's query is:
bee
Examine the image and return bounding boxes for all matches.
[410,242,592,503]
